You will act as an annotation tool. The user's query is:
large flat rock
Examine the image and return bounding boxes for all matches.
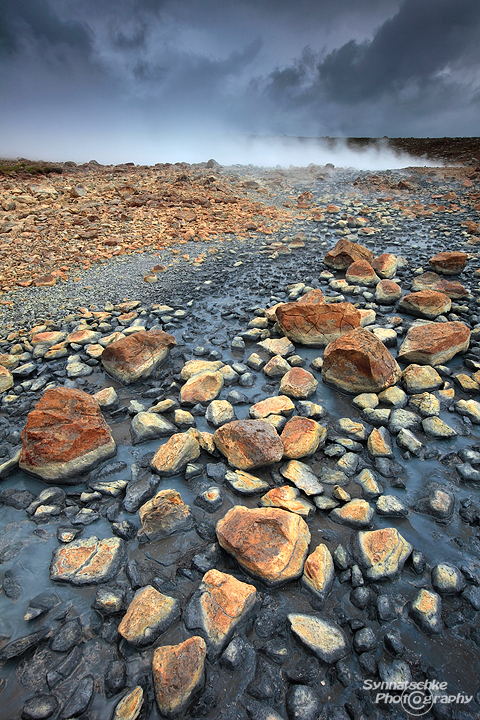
[397,321,470,365]
[276,302,361,347]
[50,536,125,586]
[101,329,176,384]
[153,637,206,718]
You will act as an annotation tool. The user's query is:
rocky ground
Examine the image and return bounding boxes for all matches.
[1,143,480,720]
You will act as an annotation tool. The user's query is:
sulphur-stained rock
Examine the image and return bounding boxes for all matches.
[367,427,393,457]
[216,505,310,586]
[280,460,324,496]
[93,386,119,409]
[398,290,451,319]
[402,364,442,393]
[260,485,315,518]
[150,432,200,476]
[249,395,295,419]
[180,370,224,405]
[276,302,361,347]
[431,563,465,595]
[152,636,206,718]
[288,614,348,663]
[324,238,374,270]
[330,499,374,529]
[131,412,176,444]
[180,359,224,380]
[263,354,291,378]
[67,328,101,346]
[138,489,194,541]
[0,365,13,393]
[112,686,144,720]
[19,388,116,482]
[456,399,480,424]
[214,419,284,470]
[224,469,270,495]
[345,259,379,286]
[409,589,442,634]
[353,528,412,580]
[184,569,256,657]
[397,321,470,366]
[322,328,401,394]
[302,544,335,602]
[375,280,402,305]
[422,416,457,438]
[371,253,398,279]
[279,367,318,398]
[281,416,326,459]
[429,251,468,275]
[205,400,236,427]
[411,271,442,292]
[50,536,125,585]
[118,585,179,647]
[298,288,325,304]
[101,329,176,384]
[257,336,295,357]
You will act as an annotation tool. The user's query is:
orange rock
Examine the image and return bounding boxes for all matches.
[375,279,402,304]
[180,370,224,404]
[399,290,451,319]
[216,505,310,586]
[102,329,176,384]
[249,395,295,419]
[434,279,469,299]
[345,259,379,286]
[297,289,325,304]
[371,253,398,279]
[260,485,315,517]
[303,543,335,601]
[118,585,179,647]
[429,251,468,275]
[398,321,470,365]
[150,432,200,476]
[324,238,374,270]
[279,367,318,398]
[185,569,257,656]
[19,388,116,482]
[322,327,401,394]
[276,302,361,347]
[280,416,326,459]
[152,637,206,718]
[214,419,284,470]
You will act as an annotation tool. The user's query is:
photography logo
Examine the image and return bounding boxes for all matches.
[363,680,473,716]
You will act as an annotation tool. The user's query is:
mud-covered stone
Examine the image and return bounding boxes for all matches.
[224,469,270,495]
[353,528,412,580]
[118,585,179,646]
[112,686,144,720]
[50,536,125,586]
[280,460,324,496]
[216,505,310,586]
[19,388,116,482]
[288,614,348,663]
[152,636,206,718]
[138,489,194,541]
[101,329,175,383]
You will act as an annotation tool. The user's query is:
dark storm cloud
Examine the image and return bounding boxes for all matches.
[0,0,92,56]
[318,0,480,102]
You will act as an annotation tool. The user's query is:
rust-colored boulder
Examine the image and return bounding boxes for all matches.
[398,321,470,365]
[371,253,398,279]
[50,536,125,586]
[429,251,468,275]
[399,290,451,319]
[214,419,284,470]
[410,272,468,298]
[101,329,176,384]
[19,388,116,482]
[322,328,401,394]
[152,637,206,718]
[280,416,326,459]
[216,505,310,586]
[345,259,379,286]
[276,302,361,347]
[324,238,374,270]
[375,280,402,305]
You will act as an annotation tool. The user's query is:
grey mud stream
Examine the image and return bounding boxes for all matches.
[1,162,480,720]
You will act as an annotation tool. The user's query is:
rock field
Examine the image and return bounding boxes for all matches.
[0,148,480,719]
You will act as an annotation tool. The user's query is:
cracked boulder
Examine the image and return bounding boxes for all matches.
[50,536,125,586]
[276,302,361,347]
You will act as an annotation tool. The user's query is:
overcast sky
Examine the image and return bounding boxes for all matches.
[1,0,479,164]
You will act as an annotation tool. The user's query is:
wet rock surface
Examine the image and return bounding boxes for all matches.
[1,158,480,719]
